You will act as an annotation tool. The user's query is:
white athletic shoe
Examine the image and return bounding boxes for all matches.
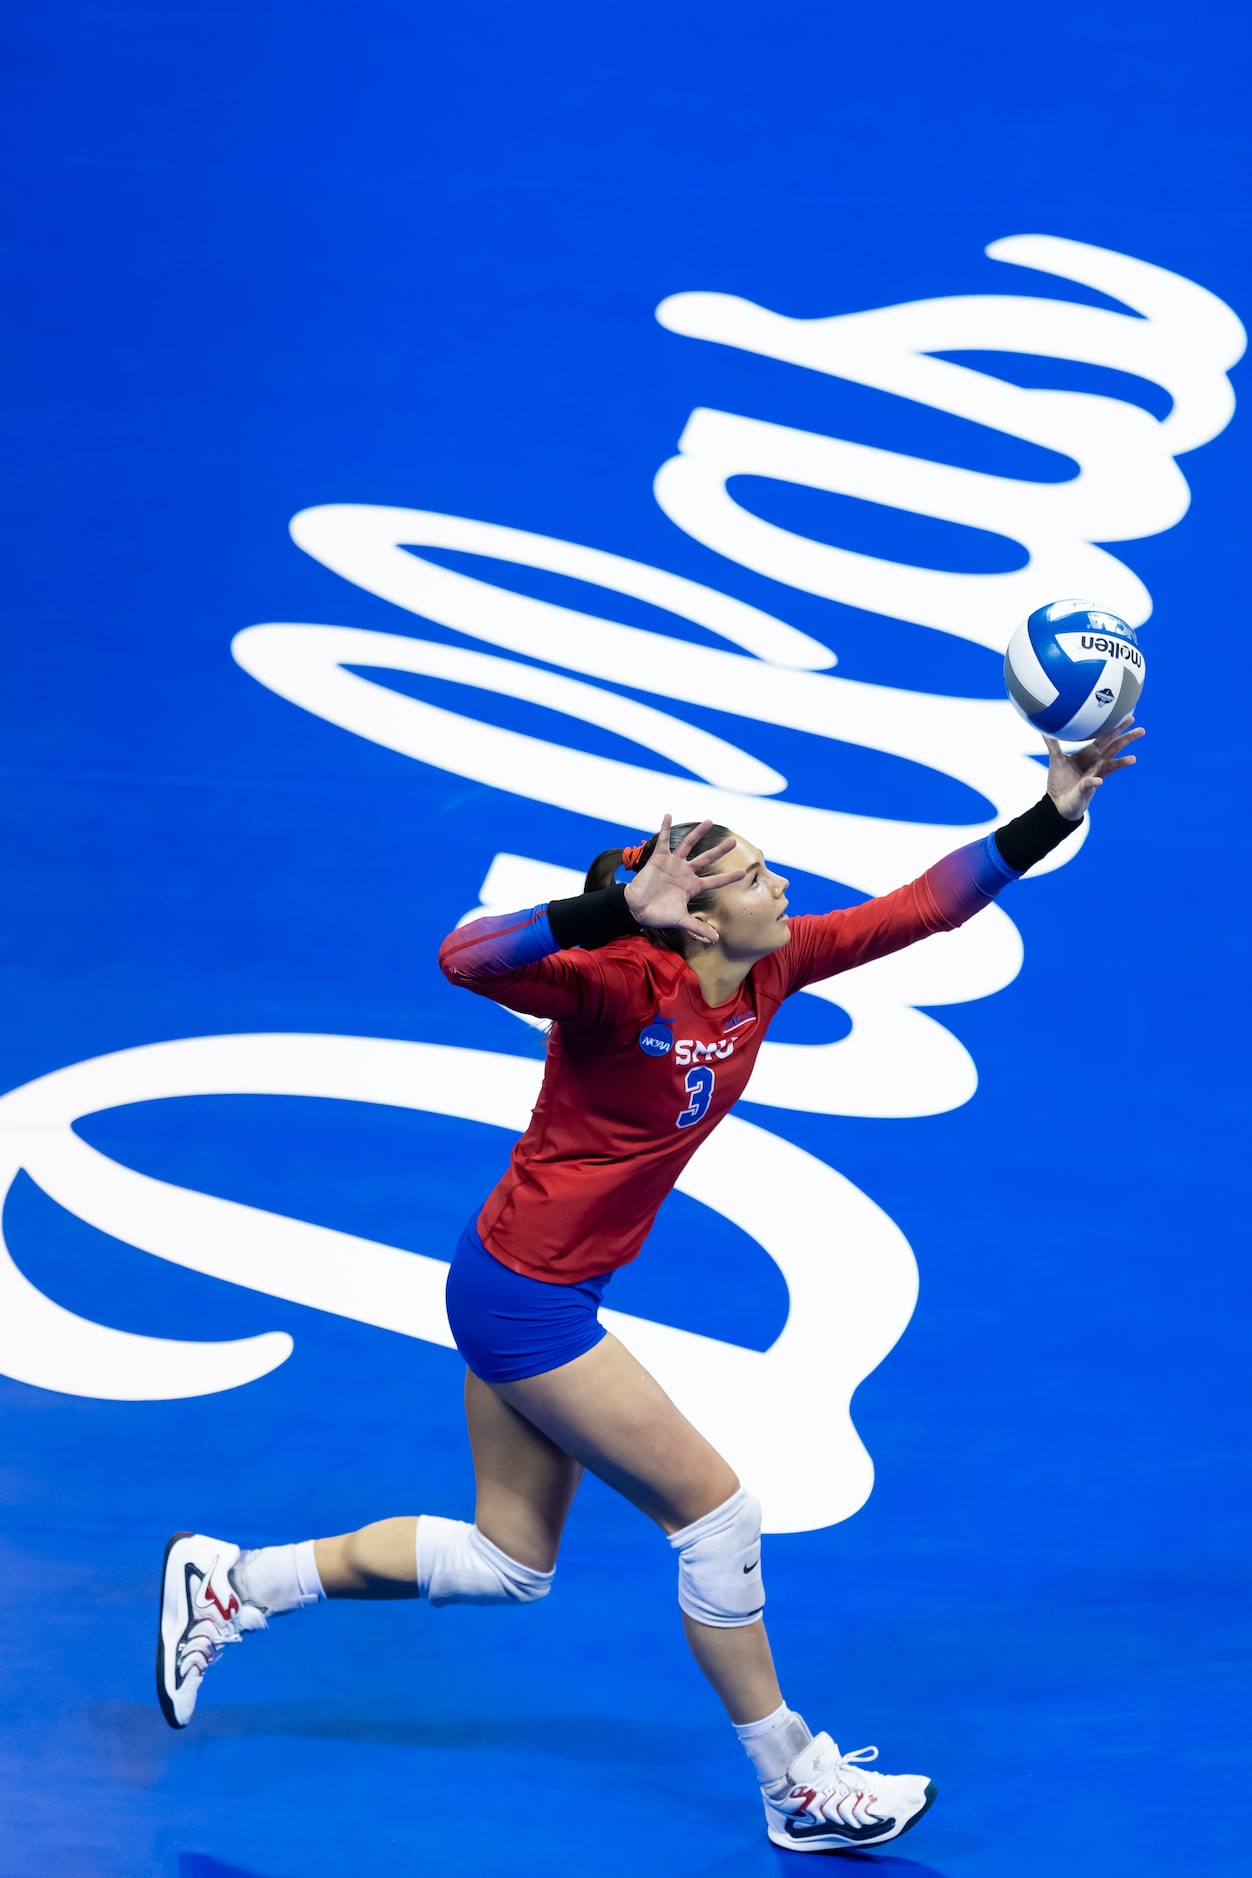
[156,1531,266,1729]
[763,1734,937,1852]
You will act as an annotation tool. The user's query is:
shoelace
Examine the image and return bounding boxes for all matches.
[181,1620,246,1672]
[808,1742,880,1790]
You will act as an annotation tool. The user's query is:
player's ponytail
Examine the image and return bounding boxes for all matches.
[584,846,632,893]
[583,822,733,953]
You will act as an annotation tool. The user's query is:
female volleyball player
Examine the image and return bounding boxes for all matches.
[157,718,1141,1852]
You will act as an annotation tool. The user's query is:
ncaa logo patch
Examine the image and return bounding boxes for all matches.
[638,1019,674,1057]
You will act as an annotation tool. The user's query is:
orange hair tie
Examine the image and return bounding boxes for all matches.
[621,842,648,872]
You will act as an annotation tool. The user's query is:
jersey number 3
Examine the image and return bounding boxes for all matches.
[676,1065,715,1130]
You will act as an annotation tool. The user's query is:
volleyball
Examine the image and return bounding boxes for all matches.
[1004,600,1145,743]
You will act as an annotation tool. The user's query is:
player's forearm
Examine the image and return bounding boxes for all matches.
[547,884,640,950]
[924,795,1080,927]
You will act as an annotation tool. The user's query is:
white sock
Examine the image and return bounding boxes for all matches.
[231,1540,325,1615]
[734,1703,812,1784]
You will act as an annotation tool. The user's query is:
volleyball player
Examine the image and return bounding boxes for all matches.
[157,717,1140,1852]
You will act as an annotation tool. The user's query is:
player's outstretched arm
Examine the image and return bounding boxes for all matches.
[782,715,1143,993]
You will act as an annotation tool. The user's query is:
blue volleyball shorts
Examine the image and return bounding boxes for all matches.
[444,1214,613,1383]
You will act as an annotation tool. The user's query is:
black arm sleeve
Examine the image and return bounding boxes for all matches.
[994,794,1081,873]
[547,883,640,950]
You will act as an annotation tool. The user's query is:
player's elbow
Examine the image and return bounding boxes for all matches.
[438,932,481,989]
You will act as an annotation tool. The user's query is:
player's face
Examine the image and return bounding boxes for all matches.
[699,838,791,960]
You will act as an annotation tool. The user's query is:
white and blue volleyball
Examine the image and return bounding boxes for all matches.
[1004,600,1145,743]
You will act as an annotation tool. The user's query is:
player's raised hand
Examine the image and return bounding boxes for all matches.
[624,815,745,944]
[1045,716,1145,821]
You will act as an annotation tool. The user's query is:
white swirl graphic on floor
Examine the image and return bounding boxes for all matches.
[0,1034,915,1534]
[2,235,1241,1529]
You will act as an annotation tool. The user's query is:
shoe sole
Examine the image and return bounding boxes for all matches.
[766,1780,938,1853]
[155,1530,192,1730]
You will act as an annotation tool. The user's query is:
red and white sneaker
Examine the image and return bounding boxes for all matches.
[763,1734,937,1852]
[156,1531,266,1729]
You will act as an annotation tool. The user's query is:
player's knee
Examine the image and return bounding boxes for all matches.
[471,1526,554,1605]
[416,1516,554,1608]
[669,1487,764,1627]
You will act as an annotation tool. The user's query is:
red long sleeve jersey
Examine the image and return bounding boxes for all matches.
[439,834,1019,1282]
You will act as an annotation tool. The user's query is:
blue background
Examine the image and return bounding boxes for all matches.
[1,4,1249,1874]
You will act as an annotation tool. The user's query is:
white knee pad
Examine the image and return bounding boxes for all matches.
[669,1488,764,1628]
[415,1517,554,1608]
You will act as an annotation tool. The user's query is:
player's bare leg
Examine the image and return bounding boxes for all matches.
[157,1334,934,1848]
[159,1373,579,1725]
[313,1518,420,1597]
[495,1331,936,1850]
[463,1370,584,1567]
[496,1330,784,1722]
[311,1379,580,1596]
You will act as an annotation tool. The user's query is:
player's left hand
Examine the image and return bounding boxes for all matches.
[1045,715,1145,822]
[624,814,746,944]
